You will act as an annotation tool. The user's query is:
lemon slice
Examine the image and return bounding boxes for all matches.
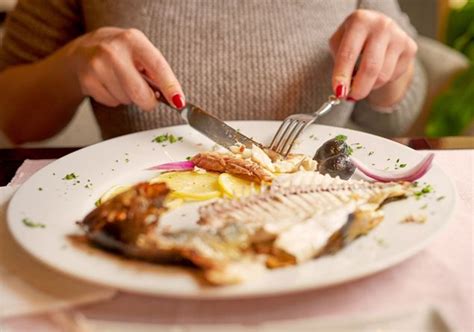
[218,173,260,198]
[151,171,221,201]
[98,185,131,205]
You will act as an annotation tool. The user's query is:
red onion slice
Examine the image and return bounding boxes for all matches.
[146,161,195,171]
[350,153,434,182]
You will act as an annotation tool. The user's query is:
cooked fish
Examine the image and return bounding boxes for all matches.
[192,151,274,182]
[200,172,410,267]
[191,147,317,183]
[79,174,410,285]
[79,182,264,284]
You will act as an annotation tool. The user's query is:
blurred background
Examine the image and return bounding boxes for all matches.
[0,0,473,148]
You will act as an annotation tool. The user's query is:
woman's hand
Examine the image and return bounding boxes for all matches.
[64,27,185,111]
[329,10,418,107]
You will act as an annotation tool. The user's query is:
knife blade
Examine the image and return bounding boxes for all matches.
[142,75,260,150]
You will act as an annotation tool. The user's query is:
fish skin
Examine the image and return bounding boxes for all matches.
[192,152,273,182]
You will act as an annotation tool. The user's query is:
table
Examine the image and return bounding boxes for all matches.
[1,138,472,332]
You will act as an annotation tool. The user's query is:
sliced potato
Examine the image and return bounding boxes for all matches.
[218,173,260,198]
[150,171,221,201]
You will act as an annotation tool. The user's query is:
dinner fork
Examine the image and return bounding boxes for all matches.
[268,95,340,157]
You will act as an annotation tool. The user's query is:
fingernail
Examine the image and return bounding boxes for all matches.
[171,94,185,109]
[335,84,347,98]
[346,97,357,102]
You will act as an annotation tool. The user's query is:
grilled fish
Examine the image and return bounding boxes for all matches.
[200,172,409,267]
[79,174,410,285]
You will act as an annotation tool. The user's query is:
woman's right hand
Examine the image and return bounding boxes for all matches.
[64,27,185,111]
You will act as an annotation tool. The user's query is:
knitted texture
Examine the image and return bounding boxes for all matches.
[0,0,426,138]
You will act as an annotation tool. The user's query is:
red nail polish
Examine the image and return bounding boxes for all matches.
[346,97,356,102]
[335,84,346,98]
[171,94,185,109]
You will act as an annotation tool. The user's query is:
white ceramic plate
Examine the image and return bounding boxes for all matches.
[7,122,456,298]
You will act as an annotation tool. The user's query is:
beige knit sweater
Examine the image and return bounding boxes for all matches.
[0,0,427,139]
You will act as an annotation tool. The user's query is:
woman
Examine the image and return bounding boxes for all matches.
[0,0,426,144]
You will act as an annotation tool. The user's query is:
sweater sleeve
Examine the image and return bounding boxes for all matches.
[351,0,428,137]
[0,0,83,71]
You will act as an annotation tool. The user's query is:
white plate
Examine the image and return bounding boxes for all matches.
[7,122,456,299]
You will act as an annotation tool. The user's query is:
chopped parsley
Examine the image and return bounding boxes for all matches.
[399,163,407,168]
[38,187,43,191]
[396,158,400,163]
[152,134,168,143]
[414,184,434,199]
[22,218,45,228]
[152,134,183,144]
[185,156,192,161]
[437,196,445,201]
[95,199,101,207]
[368,151,374,156]
[63,173,77,180]
[374,237,387,247]
[334,134,347,142]
[351,142,364,150]
[346,146,354,156]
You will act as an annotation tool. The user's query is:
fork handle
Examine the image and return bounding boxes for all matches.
[313,96,339,119]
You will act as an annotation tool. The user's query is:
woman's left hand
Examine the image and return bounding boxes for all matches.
[329,10,418,107]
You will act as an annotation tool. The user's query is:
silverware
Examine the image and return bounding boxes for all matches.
[143,76,260,150]
[269,95,340,157]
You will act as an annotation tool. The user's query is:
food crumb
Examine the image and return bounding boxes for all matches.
[401,214,427,224]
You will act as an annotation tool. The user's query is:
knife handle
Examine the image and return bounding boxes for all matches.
[141,74,177,110]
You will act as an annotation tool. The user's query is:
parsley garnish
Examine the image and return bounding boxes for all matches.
[95,199,101,207]
[152,134,168,143]
[22,218,45,228]
[368,151,374,156]
[347,146,354,156]
[335,134,347,142]
[169,135,178,143]
[152,134,183,144]
[63,173,77,180]
[186,156,192,160]
[414,184,434,199]
[399,163,407,168]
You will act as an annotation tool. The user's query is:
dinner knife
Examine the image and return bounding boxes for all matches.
[142,76,260,150]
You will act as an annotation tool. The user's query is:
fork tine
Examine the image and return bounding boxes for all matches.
[269,120,291,150]
[281,121,307,157]
[273,120,299,153]
[271,119,295,152]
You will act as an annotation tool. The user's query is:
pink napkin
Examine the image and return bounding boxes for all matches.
[8,159,54,186]
[5,151,473,332]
